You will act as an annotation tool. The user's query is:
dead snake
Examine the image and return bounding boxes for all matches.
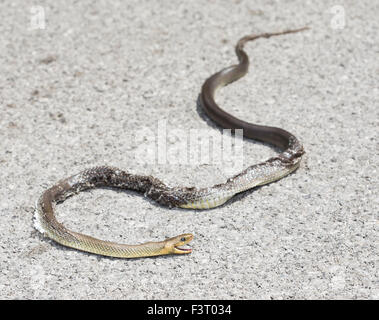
[35,27,307,258]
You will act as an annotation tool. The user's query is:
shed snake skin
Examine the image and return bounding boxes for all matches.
[35,28,307,258]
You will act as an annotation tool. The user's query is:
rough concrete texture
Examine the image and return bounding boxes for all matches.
[0,0,377,299]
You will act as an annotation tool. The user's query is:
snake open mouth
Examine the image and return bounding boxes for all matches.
[174,246,192,253]
[172,233,193,254]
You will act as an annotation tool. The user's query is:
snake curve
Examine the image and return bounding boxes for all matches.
[35,27,307,258]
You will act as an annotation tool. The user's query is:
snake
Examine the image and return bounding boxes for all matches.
[34,27,307,258]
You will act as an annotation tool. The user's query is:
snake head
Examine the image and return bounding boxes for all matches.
[165,233,193,254]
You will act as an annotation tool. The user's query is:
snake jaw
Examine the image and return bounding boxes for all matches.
[173,245,192,254]
[166,233,194,254]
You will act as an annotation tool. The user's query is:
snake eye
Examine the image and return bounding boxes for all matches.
[181,237,186,242]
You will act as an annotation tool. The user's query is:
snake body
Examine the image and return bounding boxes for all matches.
[35,28,307,258]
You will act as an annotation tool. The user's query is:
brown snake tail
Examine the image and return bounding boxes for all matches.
[35,27,308,258]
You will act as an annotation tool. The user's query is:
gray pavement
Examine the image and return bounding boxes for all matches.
[0,0,377,299]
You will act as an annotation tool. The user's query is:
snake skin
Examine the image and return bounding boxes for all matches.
[35,28,307,258]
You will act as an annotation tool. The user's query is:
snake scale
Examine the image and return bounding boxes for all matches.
[35,27,307,258]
